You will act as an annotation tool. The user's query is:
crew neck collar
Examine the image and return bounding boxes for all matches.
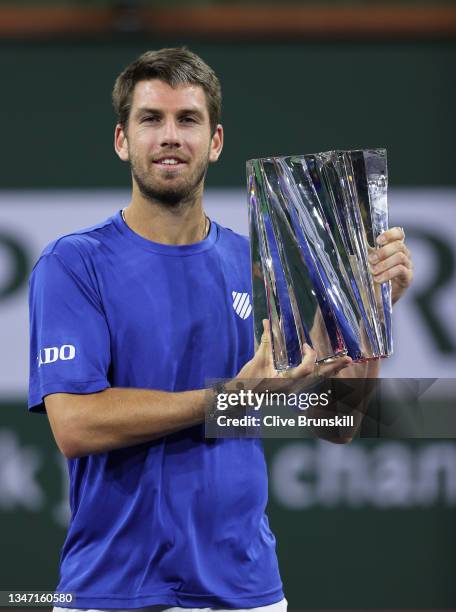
[113,209,218,255]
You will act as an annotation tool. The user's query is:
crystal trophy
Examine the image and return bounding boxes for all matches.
[247,148,392,371]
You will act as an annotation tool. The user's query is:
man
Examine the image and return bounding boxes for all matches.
[28,48,413,612]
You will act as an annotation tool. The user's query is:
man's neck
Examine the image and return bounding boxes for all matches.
[123,188,208,246]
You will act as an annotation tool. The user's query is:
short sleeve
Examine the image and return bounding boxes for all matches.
[28,251,111,413]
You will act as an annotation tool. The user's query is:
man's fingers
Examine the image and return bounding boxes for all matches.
[290,343,317,378]
[369,240,410,264]
[260,319,271,350]
[376,226,405,245]
[278,343,315,380]
[369,229,413,288]
[257,319,271,356]
[254,329,352,381]
[372,263,413,286]
[318,355,352,377]
[260,319,271,344]
[371,251,413,280]
[249,318,274,375]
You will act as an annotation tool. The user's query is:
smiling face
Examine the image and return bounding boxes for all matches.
[115,79,223,207]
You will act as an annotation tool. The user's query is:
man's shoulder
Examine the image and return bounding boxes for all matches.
[39,214,117,262]
[32,214,118,279]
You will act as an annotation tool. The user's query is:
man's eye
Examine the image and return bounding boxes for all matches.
[181,116,197,123]
[143,116,160,123]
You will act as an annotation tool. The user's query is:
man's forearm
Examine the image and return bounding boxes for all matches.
[45,387,211,458]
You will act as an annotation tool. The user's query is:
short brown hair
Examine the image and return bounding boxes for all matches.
[112,47,222,134]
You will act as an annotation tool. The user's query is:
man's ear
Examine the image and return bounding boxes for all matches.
[209,124,224,163]
[114,124,129,162]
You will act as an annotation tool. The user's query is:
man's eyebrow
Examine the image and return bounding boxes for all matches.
[135,107,204,117]
[135,107,163,116]
[177,108,204,117]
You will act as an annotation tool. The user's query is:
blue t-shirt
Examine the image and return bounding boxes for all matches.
[28,211,283,610]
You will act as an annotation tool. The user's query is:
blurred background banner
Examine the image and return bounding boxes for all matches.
[1,187,456,392]
[1,1,455,609]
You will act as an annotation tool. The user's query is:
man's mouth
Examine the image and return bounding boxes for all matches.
[153,157,186,168]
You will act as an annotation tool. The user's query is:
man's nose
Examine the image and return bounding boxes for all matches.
[160,119,181,147]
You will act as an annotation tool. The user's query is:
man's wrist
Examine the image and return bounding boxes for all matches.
[207,381,228,420]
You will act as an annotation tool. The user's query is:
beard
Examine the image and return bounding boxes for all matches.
[129,149,210,209]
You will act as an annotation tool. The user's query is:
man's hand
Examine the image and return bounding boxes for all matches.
[369,226,413,304]
[234,319,352,388]
[228,320,358,444]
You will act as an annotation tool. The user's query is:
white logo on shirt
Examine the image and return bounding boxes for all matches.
[38,344,76,368]
[232,291,252,319]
